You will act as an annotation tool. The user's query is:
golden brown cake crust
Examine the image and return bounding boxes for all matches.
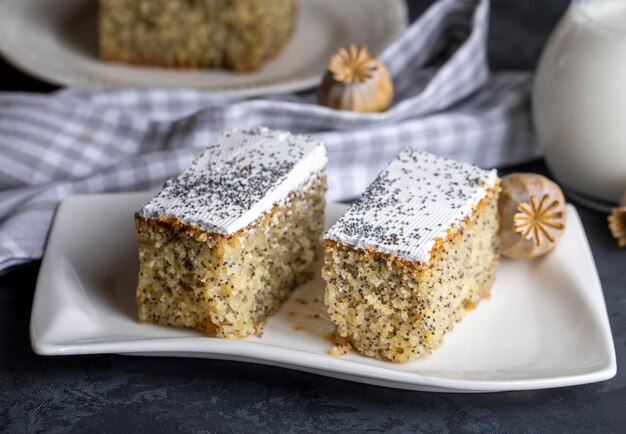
[135,173,323,243]
[324,184,500,275]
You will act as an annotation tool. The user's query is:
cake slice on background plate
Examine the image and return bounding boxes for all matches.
[99,0,299,71]
[135,127,327,338]
[323,149,500,362]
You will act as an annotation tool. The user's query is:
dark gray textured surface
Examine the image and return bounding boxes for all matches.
[2,1,626,433]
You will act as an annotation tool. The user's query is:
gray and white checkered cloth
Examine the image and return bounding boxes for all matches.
[0,0,538,272]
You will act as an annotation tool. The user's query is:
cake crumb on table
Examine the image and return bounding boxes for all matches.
[329,336,352,357]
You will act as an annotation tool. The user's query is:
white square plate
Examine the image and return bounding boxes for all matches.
[31,193,616,392]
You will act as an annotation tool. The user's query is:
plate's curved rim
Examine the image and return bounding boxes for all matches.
[0,0,408,96]
[31,335,616,393]
[30,194,617,393]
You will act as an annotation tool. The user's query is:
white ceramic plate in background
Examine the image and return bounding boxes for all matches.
[0,0,407,96]
[31,193,616,392]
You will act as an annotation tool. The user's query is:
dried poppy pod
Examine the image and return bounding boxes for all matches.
[608,192,626,247]
[498,173,567,259]
[317,43,393,113]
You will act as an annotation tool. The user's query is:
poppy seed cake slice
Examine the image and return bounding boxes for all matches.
[135,127,327,338]
[322,149,500,362]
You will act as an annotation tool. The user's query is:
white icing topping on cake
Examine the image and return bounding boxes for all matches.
[139,127,327,234]
[325,149,498,263]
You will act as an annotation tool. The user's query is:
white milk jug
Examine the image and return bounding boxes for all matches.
[533,0,626,206]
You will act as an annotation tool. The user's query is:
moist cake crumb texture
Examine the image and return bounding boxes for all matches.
[323,149,500,362]
[136,127,327,338]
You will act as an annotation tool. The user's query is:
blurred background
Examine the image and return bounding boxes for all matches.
[0,0,571,92]
[415,0,570,71]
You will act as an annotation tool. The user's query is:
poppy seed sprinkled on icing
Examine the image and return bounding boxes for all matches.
[325,148,497,263]
[140,127,327,234]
